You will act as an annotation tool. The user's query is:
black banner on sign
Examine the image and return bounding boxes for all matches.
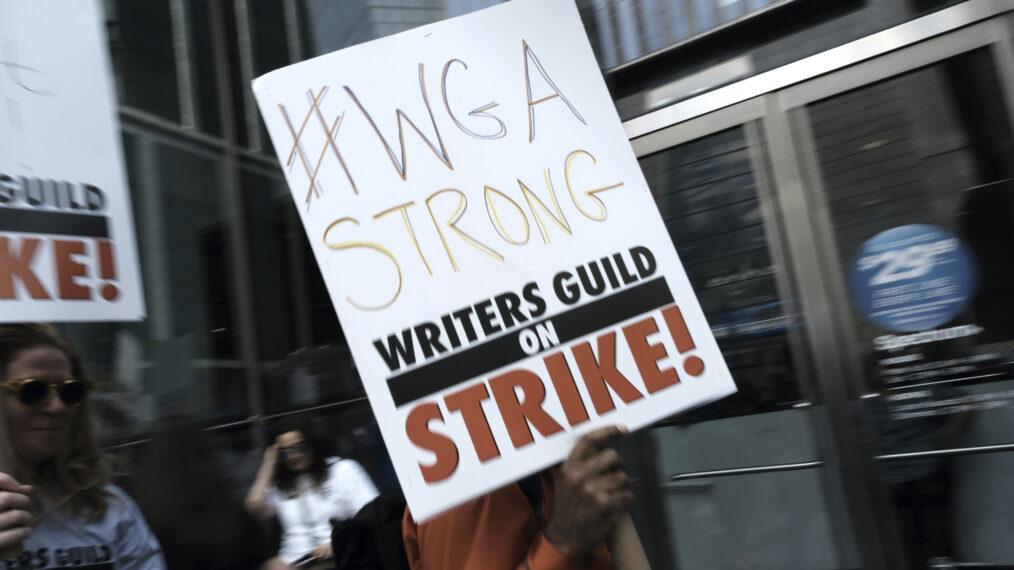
[387,277,674,407]
[0,209,110,238]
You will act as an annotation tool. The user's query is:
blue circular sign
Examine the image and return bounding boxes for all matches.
[850,224,976,333]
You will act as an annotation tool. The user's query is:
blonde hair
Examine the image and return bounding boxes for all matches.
[0,323,112,520]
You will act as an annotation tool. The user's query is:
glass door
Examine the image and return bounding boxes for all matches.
[775,18,1014,570]
[630,101,862,570]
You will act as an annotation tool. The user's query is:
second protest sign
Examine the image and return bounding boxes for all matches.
[253,0,736,522]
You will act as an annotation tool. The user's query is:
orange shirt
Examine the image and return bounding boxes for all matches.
[402,471,615,570]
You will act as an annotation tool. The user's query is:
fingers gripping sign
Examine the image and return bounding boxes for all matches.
[544,425,634,558]
[0,472,34,549]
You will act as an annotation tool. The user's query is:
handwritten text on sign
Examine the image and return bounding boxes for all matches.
[275,42,622,312]
[253,0,736,521]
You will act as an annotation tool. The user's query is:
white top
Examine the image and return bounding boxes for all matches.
[267,457,379,563]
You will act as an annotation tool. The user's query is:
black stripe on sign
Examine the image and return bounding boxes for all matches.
[0,208,109,238]
[387,276,674,407]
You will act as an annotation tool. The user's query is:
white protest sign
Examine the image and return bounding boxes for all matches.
[254,0,736,521]
[0,0,145,323]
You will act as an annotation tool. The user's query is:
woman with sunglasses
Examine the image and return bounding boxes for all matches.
[0,323,165,568]
[245,419,379,569]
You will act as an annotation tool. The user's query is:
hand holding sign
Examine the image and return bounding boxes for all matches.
[0,472,33,550]
[545,425,633,558]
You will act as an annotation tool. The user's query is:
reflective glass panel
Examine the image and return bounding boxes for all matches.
[804,48,1014,568]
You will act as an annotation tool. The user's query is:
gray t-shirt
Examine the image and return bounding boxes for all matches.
[1,485,165,570]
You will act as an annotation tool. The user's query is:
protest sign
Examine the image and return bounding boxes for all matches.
[0,0,145,323]
[253,0,736,521]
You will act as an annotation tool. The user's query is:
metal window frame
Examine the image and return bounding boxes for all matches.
[664,441,1014,482]
[102,0,384,458]
[282,0,314,351]
[169,0,198,129]
[767,93,891,568]
[634,101,868,568]
[769,19,1014,566]
[591,0,621,68]
[636,100,824,406]
[209,0,266,450]
[743,119,819,404]
[625,3,1014,569]
[119,119,230,345]
[766,12,1014,434]
[624,0,1014,139]
[125,131,174,342]
[234,0,263,151]
[988,11,1014,126]
[775,16,1011,107]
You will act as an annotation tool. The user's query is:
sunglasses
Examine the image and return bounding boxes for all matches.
[2,378,89,407]
[278,443,311,459]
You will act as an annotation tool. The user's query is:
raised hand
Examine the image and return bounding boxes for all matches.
[544,425,634,558]
[0,472,33,549]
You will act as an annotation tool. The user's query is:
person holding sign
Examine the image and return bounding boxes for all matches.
[403,425,632,570]
[0,323,165,568]
[245,419,380,569]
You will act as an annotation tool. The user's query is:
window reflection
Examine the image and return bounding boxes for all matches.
[640,126,803,420]
[108,0,180,122]
[579,0,786,68]
[185,0,222,136]
[242,165,299,362]
[56,132,250,434]
[296,1,503,59]
[807,48,1014,568]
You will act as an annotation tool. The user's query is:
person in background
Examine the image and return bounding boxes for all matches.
[134,415,274,569]
[403,425,633,570]
[0,323,165,569]
[246,418,379,569]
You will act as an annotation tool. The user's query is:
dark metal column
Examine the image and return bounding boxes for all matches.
[763,93,902,570]
[208,0,266,451]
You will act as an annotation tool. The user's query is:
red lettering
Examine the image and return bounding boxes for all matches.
[96,239,120,302]
[543,352,590,427]
[662,305,706,376]
[405,402,459,483]
[445,383,499,462]
[572,333,644,414]
[489,369,563,449]
[53,240,90,300]
[622,316,679,394]
[0,237,49,299]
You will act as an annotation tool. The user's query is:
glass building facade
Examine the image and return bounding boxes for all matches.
[45,0,1014,568]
